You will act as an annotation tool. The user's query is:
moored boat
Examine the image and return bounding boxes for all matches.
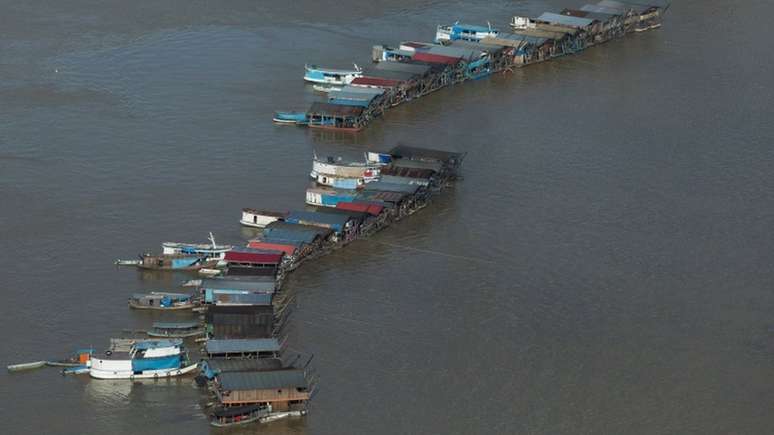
[435,22,499,43]
[209,404,272,427]
[128,292,196,310]
[89,339,197,380]
[272,111,308,125]
[240,208,288,229]
[138,253,219,271]
[146,321,204,338]
[303,64,362,85]
[162,233,232,262]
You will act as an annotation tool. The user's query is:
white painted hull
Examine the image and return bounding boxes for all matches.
[89,363,198,380]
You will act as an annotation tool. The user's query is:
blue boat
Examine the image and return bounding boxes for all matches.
[435,22,499,43]
[303,64,362,85]
[273,111,308,125]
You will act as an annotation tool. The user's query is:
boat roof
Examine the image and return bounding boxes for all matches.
[287,210,353,226]
[305,64,361,75]
[308,102,364,117]
[389,145,465,163]
[451,23,497,32]
[265,221,334,236]
[201,278,276,292]
[131,292,191,300]
[339,85,385,95]
[152,321,200,329]
[390,159,443,172]
[133,339,183,350]
[241,208,288,218]
[362,181,420,195]
[205,358,285,373]
[162,241,232,251]
[218,369,307,391]
[206,338,281,354]
[537,12,596,27]
[482,33,549,48]
[374,61,431,76]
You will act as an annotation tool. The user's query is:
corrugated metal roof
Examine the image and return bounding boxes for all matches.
[411,51,460,65]
[537,12,596,27]
[357,190,407,203]
[225,248,284,265]
[482,33,548,48]
[389,145,464,163]
[374,61,431,75]
[448,40,505,54]
[206,358,284,373]
[287,210,352,226]
[201,278,276,292]
[307,102,364,117]
[206,338,281,354]
[328,90,375,102]
[339,85,384,95]
[218,369,308,391]
[351,76,402,88]
[423,45,481,60]
[381,165,437,179]
[362,181,420,195]
[390,159,444,172]
[246,241,297,256]
[265,221,333,236]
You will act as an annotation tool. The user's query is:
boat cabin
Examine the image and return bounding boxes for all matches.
[129,292,194,310]
[201,358,285,380]
[214,369,311,412]
[240,208,288,229]
[436,23,499,43]
[224,248,284,276]
[303,64,362,86]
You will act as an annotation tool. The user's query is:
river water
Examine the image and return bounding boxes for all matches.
[2,0,773,434]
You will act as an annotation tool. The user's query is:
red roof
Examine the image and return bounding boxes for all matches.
[336,201,384,216]
[225,250,283,264]
[412,52,461,65]
[351,76,401,88]
[247,241,297,256]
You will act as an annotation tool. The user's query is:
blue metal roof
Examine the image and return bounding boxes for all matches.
[329,98,371,107]
[452,23,495,33]
[200,278,276,292]
[287,210,352,226]
[537,12,596,27]
[206,338,281,354]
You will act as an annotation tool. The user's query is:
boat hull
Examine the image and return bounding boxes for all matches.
[209,410,306,427]
[146,329,205,338]
[128,301,195,311]
[89,362,198,380]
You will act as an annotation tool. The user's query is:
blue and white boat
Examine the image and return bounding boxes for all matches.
[272,111,308,125]
[303,64,362,86]
[435,22,499,43]
[162,233,232,262]
[88,339,197,380]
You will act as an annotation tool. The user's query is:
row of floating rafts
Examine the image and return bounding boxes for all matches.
[274,0,670,129]
[8,145,462,428]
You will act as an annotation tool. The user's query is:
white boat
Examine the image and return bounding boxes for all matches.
[198,268,221,277]
[304,64,362,85]
[88,339,197,380]
[162,233,232,262]
[310,155,383,181]
[240,208,287,229]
